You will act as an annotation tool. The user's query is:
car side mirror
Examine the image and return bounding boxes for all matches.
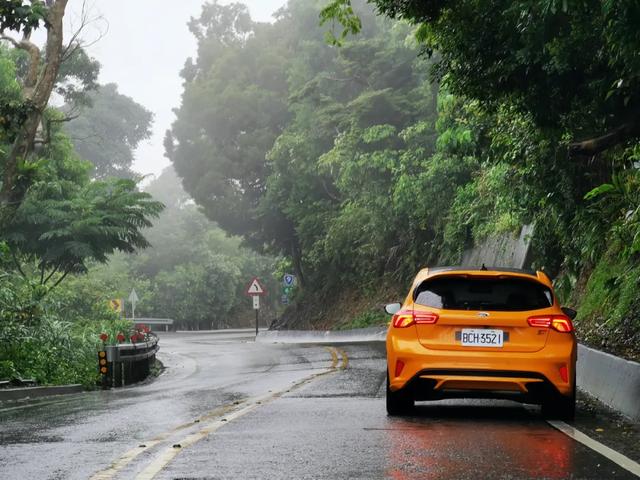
[561,307,577,320]
[384,303,401,315]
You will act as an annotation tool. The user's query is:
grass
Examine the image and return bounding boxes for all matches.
[574,244,640,361]
[337,309,388,330]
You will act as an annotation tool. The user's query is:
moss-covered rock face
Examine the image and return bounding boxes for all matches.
[573,245,640,362]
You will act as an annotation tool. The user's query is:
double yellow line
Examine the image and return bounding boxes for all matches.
[325,346,349,370]
[91,345,349,480]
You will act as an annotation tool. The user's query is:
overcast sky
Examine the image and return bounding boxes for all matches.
[64,0,286,180]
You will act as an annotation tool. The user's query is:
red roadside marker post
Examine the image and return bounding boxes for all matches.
[245,277,266,336]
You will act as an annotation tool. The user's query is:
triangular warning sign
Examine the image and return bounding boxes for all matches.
[246,277,265,296]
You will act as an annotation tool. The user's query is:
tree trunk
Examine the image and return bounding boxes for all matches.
[290,238,306,288]
[0,0,69,223]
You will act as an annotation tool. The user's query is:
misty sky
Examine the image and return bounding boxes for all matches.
[64,0,286,179]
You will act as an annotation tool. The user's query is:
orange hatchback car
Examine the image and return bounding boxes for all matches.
[385,266,577,419]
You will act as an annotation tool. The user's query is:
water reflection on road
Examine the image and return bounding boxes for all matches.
[385,405,574,479]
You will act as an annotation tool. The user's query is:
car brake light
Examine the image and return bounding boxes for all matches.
[392,310,439,328]
[392,311,415,328]
[395,359,405,377]
[551,318,573,333]
[527,315,574,333]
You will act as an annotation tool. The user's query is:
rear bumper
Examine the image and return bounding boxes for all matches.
[387,334,577,400]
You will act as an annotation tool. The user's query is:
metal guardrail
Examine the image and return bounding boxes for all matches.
[105,334,159,362]
[127,318,174,332]
[99,333,160,388]
[129,317,174,326]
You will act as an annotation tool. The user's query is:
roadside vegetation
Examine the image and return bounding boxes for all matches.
[0,3,277,387]
[168,0,640,360]
[1,0,639,391]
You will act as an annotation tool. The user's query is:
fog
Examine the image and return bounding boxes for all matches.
[64,0,285,179]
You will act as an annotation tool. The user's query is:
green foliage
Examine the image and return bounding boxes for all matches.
[0,46,167,386]
[0,1,46,36]
[0,45,27,143]
[170,0,440,289]
[320,0,362,46]
[1,108,163,291]
[329,1,640,153]
[65,83,153,179]
[338,308,387,330]
[0,274,130,386]
[116,166,280,330]
[54,46,100,109]
[573,244,640,359]
[584,168,640,256]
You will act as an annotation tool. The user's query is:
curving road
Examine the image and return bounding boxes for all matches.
[0,330,638,479]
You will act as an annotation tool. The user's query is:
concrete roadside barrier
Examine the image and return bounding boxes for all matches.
[258,328,640,421]
[256,327,387,344]
[577,344,640,422]
[0,384,84,402]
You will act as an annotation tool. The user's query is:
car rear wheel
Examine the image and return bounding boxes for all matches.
[386,372,414,416]
[541,388,576,421]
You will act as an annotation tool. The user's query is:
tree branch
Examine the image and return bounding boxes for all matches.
[0,0,69,217]
[62,0,108,58]
[0,34,41,93]
[49,113,81,123]
[0,34,19,48]
[43,265,60,285]
[569,122,640,156]
[10,250,27,279]
[49,270,70,292]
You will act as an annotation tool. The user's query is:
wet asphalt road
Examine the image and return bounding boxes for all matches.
[0,330,639,480]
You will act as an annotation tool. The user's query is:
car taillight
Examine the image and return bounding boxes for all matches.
[414,312,439,324]
[392,310,439,328]
[527,314,574,333]
[392,311,415,328]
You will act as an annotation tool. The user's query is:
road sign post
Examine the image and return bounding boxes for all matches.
[281,273,296,304]
[129,289,139,322]
[245,277,266,336]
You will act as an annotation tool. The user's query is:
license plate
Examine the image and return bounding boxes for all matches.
[460,329,504,347]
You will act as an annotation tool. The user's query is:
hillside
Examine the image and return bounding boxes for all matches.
[165,0,640,361]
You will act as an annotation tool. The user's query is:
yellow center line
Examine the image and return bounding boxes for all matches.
[336,347,349,370]
[91,345,339,480]
[136,401,265,480]
[89,403,238,480]
[134,347,340,479]
[324,346,339,369]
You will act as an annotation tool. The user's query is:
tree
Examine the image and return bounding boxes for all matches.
[65,83,153,179]
[2,116,163,298]
[0,1,47,36]
[322,0,640,156]
[0,0,70,223]
[105,166,281,330]
[166,0,293,269]
[168,0,437,286]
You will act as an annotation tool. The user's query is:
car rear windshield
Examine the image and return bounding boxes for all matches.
[414,276,553,311]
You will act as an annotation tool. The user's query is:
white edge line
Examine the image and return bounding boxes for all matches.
[547,420,640,477]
